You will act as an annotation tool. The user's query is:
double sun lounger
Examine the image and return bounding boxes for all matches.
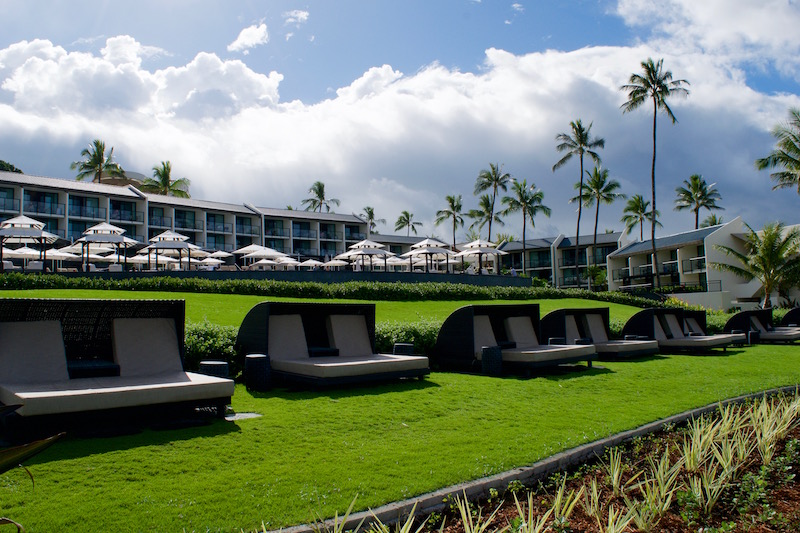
[236,302,430,386]
[724,308,800,343]
[623,308,743,353]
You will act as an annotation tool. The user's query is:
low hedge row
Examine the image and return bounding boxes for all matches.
[0,273,663,307]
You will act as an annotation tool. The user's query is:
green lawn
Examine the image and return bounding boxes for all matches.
[3,345,800,531]
[0,289,643,326]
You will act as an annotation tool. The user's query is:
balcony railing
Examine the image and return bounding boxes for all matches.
[293,248,318,257]
[207,222,233,234]
[559,277,590,288]
[528,259,552,269]
[320,248,342,256]
[319,231,342,241]
[110,210,144,224]
[205,241,234,252]
[24,201,65,216]
[558,257,588,267]
[235,225,260,237]
[148,215,172,228]
[68,205,106,220]
[292,229,317,239]
[660,260,679,275]
[174,219,204,231]
[682,257,707,274]
[264,227,289,238]
[612,267,629,282]
[345,232,367,241]
[0,198,19,213]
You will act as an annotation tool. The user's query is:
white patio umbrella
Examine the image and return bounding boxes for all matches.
[201,257,224,266]
[298,258,324,269]
[0,215,60,270]
[208,250,233,259]
[462,239,496,249]
[5,246,42,259]
[249,258,277,270]
[243,247,286,260]
[336,247,394,271]
[402,246,455,272]
[454,246,507,273]
[348,239,385,249]
[322,259,348,270]
[233,243,268,255]
[411,238,447,249]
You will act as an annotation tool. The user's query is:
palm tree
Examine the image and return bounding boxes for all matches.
[501,180,551,273]
[70,139,125,183]
[712,222,800,308]
[674,174,723,229]
[571,167,625,269]
[473,163,511,242]
[434,194,464,251]
[467,194,504,239]
[553,119,605,285]
[756,108,800,194]
[139,161,191,198]
[621,57,689,288]
[395,210,422,236]
[621,194,661,241]
[301,181,340,213]
[700,214,723,228]
[362,206,385,234]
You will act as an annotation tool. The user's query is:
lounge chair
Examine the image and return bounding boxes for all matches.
[236,302,429,387]
[26,260,43,272]
[622,308,733,353]
[780,307,800,327]
[2,260,20,272]
[540,308,658,359]
[0,304,234,425]
[108,264,123,273]
[724,309,800,343]
[682,310,746,346]
[433,304,596,374]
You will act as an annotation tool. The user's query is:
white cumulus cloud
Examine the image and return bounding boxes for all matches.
[283,10,309,27]
[227,23,269,55]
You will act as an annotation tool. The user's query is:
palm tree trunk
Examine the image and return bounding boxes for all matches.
[651,97,661,289]
[575,155,584,288]
[521,210,527,273]
[488,189,495,242]
[591,201,600,291]
[694,208,699,230]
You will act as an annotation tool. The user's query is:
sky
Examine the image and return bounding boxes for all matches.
[1,0,799,244]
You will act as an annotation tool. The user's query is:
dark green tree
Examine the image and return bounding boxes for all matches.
[756,108,800,194]
[434,194,464,251]
[301,181,340,213]
[70,139,125,182]
[0,160,22,173]
[473,163,511,242]
[501,180,551,273]
[139,161,191,198]
[674,174,723,229]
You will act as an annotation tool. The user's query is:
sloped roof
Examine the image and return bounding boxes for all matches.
[558,231,622,248]
[609,226,720,258]
[0,171,141,198]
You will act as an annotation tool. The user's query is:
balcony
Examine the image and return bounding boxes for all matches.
[68,205,106,220]
[345,232,366,241]
[205,241,234,252]
[235,225,260,237]
[264,227,289,238]
[611,267,630,282]
[558,257,587,268]
[660,260,679,275]
[293,248,318,257]
[0,198,19,213]
[559,277,590,288]
[148,215,172,228]
[528,259,552,269]
[174,219,204,232]
[207,222,233,234]
[320,247,342,256]
[292,229,317,239]
[682,257,707,274]
[110,210,144,224]
[319,231,342,241]
[24,200,65,217]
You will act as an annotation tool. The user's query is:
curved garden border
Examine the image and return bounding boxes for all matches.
[278,384,800,533]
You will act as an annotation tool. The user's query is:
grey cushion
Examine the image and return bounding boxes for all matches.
[327,315,373,357]
[585,314,609,343]
[271,354,429,379]
[112,318,184,377]
[0,321,69,384]
[495,344,596,363]
[564,315,582,344]
[268,314,308,360]
[504,316,539,348]
[665,314,686,338]
[473,315,498,355]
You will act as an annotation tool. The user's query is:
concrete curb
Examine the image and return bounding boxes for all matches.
[274,385,798,533]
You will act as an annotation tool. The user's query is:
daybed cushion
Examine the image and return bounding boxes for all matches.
[112,318,184,377]
[0,372,234,417]
[565,315,582,344]
[473,315,498,353]
[593,340,659,354]
[0,321,69,384]
[268,314,309,360]
[271,354,428,379]
[504,316,539,348]
[492,344,596,363]
[327,314,373,357]
[585,314,609,343]
[750,316,800,342]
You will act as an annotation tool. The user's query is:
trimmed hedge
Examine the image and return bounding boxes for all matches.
[184,322,239,375]
[0,273,665,307]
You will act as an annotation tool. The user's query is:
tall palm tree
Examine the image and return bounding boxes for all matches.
[700,213,723,228]
[571,167,625,268]
[70,139,125,183]
[553,119,605,285]
[362,206,385,234]
[756,108,800,194]
[473,163,511,242]
[434,194,464,251]
[712,222,800,308]
[467,194,504,239]
[621,194,661,241]
[501,180,551,273]
[621,57,689,288]
[139,161,191,198]
[674,174,723,229]
[301,181,340,213]
[395,210,422,236]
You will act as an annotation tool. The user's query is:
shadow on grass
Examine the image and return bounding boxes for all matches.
[250,374,440,402]
[601,354,670,364]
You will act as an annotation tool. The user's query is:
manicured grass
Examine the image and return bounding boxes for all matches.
[0,289,644,326]
[3,345,800,531]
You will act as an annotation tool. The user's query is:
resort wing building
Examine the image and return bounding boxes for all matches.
[498,231,626,288]
[0,171,368,258]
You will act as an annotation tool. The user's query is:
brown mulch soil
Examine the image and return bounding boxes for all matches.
[426,423,800,533]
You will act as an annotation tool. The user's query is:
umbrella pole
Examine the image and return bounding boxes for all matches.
[0,239,4,272]
[42,238,46,271]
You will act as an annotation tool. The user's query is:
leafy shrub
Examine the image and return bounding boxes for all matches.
[184,322,240,376]
[375,320,441,355]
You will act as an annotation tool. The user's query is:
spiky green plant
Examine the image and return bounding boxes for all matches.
[512,492,553,533]
[454,492,508,533]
